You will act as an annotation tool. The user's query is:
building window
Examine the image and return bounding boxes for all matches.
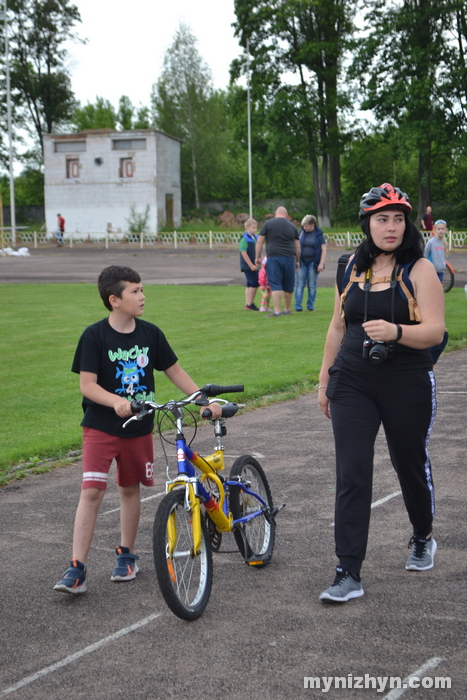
[55,141,86,153]
[119,157,134,178]
[66,158,80,179]
[112,139,146,150]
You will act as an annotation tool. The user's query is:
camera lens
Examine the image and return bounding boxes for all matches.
[369,343,389,365]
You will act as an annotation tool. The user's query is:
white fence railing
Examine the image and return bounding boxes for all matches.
[4,229,467,249]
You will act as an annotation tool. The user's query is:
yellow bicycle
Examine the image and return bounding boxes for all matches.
[125,384,283,620]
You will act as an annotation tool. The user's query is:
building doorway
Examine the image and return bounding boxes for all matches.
[165,193,174,228]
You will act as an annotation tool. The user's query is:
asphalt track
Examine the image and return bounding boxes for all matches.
[1,242,467,289]
[1,245,466,699]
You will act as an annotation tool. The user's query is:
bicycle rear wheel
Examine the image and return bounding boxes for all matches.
[442,262,454,293]
[229,455,275,567]
[153,488,213,621]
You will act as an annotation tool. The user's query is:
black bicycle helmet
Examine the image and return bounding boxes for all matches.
[359,183,412,219]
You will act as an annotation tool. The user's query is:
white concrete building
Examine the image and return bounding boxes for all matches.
[43,129,182,235]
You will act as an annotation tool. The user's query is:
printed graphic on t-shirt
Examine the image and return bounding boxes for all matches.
[108,344,154,400]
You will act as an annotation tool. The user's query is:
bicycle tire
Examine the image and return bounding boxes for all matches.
[153,488,213,621]
[229,455,275,567]
[442,262,454,293]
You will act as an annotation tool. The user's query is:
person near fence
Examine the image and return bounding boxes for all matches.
[54,265,222,595]
[317,183,445,603]
[421,205,434,232]
[56,213,65,245]
[424,219,448,283]
[255,206,300,317]
[239,218,260,310]
[294,214,327,311]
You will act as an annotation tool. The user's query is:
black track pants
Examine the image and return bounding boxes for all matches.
[327,367,436,574]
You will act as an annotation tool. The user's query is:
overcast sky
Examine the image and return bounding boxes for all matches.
[65,0,242,109]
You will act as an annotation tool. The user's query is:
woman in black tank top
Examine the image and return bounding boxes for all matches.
[316,184,445,604]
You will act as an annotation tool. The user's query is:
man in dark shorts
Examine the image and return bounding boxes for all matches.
[255,206,300,316]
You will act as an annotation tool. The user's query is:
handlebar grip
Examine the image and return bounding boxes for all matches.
[199,384,244,397]
[202,403,239,419]
[130,399,146,414]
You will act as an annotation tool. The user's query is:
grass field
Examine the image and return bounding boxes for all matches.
[2,284,466,484]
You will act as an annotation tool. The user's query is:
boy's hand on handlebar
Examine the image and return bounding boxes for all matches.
[201,402,223,419]
[114,398,134,418]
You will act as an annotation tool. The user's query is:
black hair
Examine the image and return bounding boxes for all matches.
[354,208,424,272]
[97,265,141,311]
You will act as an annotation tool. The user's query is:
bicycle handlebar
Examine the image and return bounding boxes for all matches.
[198,384,244,397]
[201,403,239,419]
[124,385,244,428]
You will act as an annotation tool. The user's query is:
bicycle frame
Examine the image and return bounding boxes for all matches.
[166,406,270,557]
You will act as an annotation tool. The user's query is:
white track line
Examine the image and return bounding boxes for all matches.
[101,490,166,515]
[0,613,162,697]
[330,490,402,527]
[381,656,445,699]
[437,391,467,394]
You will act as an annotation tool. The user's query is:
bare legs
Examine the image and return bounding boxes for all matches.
[271,290,292,314]
[72,483,141,563]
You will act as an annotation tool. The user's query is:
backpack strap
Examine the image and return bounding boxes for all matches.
[338,256,423,324]
[336,252,353,294]
[339,263,362,322]
[396,262,422,322]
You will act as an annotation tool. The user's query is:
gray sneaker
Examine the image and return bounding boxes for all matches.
[319,568,364,603]
[405,536,437,571]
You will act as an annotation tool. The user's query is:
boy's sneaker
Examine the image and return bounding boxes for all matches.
[405,536,437,571]
[111,546,140,582]
[319,567,364,603]
[248,303,260,311]
[266,311,281,317]
[54,559,87,594]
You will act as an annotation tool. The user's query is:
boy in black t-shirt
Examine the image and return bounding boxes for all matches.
[54,265,221,594]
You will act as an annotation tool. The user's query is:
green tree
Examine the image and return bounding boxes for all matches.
[13,166,44,205]
[134,105,151,129]
[3,0,83,155]
[232,0,356,227]
[352,0,464,222]
[226,83,314,201]
[117,95,134,130]
[72,97,117,131]
[151,22,228,208]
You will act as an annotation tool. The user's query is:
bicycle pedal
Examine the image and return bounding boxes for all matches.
[247,557,265,566]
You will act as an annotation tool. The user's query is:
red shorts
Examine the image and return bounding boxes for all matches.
[81,427,155,490]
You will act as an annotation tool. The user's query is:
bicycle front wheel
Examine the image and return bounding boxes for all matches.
[153,488,213,621]
[442,262,454,293]
[229,455,275,567]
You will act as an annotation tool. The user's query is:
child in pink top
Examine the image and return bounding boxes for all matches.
[259,257,271,312]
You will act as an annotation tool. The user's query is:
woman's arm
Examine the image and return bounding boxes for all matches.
[317,243,327,272]
[318,286,345,419]
[362,258,445,349]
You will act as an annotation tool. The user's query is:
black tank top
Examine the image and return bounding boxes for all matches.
[334,285,432,373]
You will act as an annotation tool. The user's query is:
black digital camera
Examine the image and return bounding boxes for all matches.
[362,338,395,365]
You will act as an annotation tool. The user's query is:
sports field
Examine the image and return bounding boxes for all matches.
[1,246,467,698]
[2,246,467,481]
